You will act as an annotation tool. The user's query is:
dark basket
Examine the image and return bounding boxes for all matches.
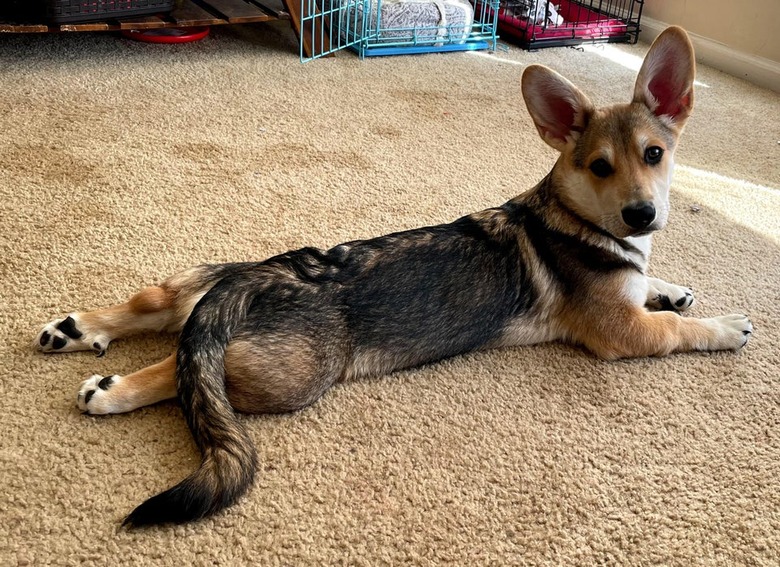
[2,0,40,21]
[44,0,175,24]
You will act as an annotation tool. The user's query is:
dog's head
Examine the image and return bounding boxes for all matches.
[521,27,695,239]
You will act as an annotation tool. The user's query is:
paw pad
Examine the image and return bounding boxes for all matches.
[56,316,83,339]
[36,315,109,355]
[648,284,695,314]
[674,294,690,308]
[78,374,120,414]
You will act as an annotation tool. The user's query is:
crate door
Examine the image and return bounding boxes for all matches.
[299,0,373,61]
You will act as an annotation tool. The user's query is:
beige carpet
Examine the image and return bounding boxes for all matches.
[1,22,779,565]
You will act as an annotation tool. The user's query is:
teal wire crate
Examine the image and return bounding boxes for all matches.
[301,0,499,60]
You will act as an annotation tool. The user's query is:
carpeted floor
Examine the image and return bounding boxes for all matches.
[1,21,778,566]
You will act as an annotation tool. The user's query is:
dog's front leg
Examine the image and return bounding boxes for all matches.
[645,277,695,312]
[572,305,752,360]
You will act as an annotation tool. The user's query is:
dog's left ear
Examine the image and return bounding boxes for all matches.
[633,26,696,130]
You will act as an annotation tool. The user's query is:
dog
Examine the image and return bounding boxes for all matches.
[35,26,752,527]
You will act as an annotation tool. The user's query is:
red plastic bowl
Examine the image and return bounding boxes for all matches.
[121,26,210,44]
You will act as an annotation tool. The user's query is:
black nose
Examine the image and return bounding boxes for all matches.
[621,202,656,230]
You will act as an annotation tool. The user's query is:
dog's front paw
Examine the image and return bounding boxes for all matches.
[36,315,109,355]
[704,314,753,351]
[646,279,695,313]
[77,374,123,414]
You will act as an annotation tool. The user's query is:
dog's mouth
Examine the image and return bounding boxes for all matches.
[624,217,666,238]
[610,223,659,239]
[630,227,657,237]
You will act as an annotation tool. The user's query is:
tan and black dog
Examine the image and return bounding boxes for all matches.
[36,27,752,527]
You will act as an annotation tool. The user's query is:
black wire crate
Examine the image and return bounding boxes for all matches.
[3,0,175,24]
[495,0,643,49]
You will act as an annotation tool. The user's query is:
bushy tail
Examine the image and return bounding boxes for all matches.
[123,277,258,527]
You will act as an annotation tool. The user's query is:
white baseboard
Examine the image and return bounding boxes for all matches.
[639,16,780,92]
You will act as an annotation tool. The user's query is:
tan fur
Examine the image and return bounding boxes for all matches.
[128,286,176,315]
[224,335,341,413]
[111,355,177,407]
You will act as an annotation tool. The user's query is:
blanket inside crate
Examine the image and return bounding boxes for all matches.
[335,0,475,45]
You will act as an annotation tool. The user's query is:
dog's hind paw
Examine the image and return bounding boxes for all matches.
[35,315,109,355]
[77,374,123,414]
[646,279,695,313]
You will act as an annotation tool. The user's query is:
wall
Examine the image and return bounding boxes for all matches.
[637,0,780,91]
[640,0,779,62]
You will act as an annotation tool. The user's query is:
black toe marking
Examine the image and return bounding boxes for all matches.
[52,336,67,350]
[675,296,688,308]
[40,331,51,346]
[56,316,83,339]
[84,390,95,405]
[657,295,675,311]
[98,376,114,390]
[93,342,101,350]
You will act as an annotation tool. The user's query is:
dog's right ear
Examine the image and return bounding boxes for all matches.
[522,65,594,152]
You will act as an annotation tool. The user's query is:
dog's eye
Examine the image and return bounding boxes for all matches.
[589,159,613,178]
[645,146,664,165]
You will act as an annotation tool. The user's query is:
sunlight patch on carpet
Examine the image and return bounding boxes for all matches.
[674,164,780,243]
[466,50,527,66]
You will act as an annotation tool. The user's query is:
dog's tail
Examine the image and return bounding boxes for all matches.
[123,276,258,527]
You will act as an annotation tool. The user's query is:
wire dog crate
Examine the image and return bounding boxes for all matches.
[496,0,643,49]
[6,0,175,24]
[300,0,499,60]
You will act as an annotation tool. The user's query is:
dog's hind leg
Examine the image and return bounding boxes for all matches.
[645,277,695,313]
[77,354,177,415]
[36,266,219,356]
[223,333,346,415]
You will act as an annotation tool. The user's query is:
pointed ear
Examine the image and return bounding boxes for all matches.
[522,65,594,152]
[633,26,696,130]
